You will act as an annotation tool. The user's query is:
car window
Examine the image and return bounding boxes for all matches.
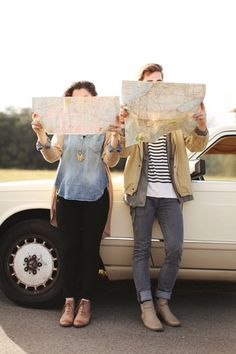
[202,135,236,181]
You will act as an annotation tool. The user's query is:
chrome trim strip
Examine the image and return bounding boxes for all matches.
[104,237,236,245]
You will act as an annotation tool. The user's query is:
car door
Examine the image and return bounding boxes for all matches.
[152,129,236,273]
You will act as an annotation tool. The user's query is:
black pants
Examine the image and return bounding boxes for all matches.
[56,189,109,300]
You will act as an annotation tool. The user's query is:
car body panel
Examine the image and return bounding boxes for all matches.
[0,125,236,285]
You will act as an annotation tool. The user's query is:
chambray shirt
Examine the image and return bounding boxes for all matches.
[55,133,108,201]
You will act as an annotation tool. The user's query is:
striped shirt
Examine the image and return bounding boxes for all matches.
[147,135,177,198]
[147,135,171,183]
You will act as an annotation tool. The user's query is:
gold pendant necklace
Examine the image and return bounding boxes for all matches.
[77,153,85,161]
[77,135,85,162]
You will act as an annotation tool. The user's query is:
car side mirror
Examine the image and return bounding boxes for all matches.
[190,159,205,180]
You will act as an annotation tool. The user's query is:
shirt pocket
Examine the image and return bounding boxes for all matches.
[88,138,103,153]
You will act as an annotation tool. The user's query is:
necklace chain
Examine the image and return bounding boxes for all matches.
[77,136,85,161]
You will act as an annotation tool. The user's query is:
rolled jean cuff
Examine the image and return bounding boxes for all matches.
[138,290,153,303]
[155,290,171,300]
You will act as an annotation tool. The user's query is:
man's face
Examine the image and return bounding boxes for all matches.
[143,71,163,82]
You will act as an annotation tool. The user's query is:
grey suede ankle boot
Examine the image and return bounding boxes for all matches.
[140,300,164,331]
[156,298,181,327]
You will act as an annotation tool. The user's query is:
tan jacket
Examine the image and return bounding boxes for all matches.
[40,132,120,236]
[120,128,208,201]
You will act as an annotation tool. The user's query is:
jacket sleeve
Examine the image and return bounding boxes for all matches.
[184,127,209,152]
[102,132,121,168]
[120,136,134,158]
[40,134,64,163]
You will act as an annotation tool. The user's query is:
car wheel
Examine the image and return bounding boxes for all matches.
[0,219,62,307]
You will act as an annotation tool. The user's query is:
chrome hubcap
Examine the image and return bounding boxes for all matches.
[8,237,59,292]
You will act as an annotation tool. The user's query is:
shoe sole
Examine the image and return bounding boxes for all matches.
[163,321,181,327]
[73,320,91,328]
[142,323,164,332]
[59,323,73,328]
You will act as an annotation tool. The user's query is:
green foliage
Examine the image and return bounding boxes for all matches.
[0,108,57,169]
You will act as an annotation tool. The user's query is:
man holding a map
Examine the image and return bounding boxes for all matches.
[32,81,121,328]
[120,63,208,331]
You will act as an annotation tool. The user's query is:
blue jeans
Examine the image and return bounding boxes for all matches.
[131,197,183,302]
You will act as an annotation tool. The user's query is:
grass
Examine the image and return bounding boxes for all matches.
[0,169,57,182]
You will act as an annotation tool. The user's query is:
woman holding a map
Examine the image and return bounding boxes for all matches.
[120,63,208,331]
[32,81,121,328]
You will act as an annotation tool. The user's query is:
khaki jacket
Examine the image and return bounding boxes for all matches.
[40,132,120,236]
[120,128,209,201]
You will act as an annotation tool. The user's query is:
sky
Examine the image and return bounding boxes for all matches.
[0,0,236,127]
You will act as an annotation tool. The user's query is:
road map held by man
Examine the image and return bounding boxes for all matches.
[122,81,206,146]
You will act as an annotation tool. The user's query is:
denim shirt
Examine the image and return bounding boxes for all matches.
[55,133,108,201]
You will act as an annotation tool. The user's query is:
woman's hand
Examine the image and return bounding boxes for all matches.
[193,102,207,132]
[31,113,48,145]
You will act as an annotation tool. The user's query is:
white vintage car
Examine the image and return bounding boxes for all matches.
[0,125,236,306]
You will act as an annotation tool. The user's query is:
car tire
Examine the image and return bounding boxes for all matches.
[0,219,63,307]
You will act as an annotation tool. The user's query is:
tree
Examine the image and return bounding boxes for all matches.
[0,108,57,169]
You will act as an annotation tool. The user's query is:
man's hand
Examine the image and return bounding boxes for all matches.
[193,102,207,132]
[107,116,122,149]
[118,106,129,124]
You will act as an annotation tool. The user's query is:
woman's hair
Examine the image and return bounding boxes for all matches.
[64,81,98,97]
[138,63,164,81]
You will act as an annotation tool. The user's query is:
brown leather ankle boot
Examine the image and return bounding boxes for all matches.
[140,300,164,332]
[73,299,91,328]
[156,298,181,327]
[59,300,75,327]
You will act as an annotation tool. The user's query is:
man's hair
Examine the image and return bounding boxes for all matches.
[64,81,97,97]
[138,63,164,81]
